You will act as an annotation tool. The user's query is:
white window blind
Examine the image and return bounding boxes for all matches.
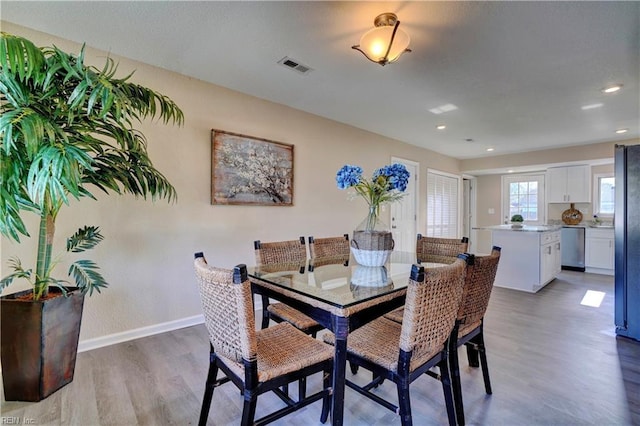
[427,170,460,237]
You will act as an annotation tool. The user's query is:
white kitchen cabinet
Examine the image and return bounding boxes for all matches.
[547,165,591,203]
[540,232,562,285]
[491,227,561,292]
[585,228,614,275]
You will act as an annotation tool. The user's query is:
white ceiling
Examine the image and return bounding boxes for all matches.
[2,1,639,160]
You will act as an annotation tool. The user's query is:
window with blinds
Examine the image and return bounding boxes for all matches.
[426,170,460,237]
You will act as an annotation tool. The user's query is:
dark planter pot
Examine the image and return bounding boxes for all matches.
[1,287,85,402]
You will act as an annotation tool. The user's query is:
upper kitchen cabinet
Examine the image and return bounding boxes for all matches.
[547,165,591,203]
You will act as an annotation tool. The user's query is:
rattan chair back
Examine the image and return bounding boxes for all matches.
[448,247,501,425]
[194,252,334,426]
[308,234,350,259]
[400,257,467,368]
[253,238,322,338]
[254,237,307,264]
[416,234,469,264]
[194,254,255,364]
[456,247,501,337]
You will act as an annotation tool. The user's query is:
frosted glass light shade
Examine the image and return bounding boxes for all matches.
[352,13,411,66]
[358,26,410,64]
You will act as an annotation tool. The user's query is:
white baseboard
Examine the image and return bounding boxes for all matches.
[77,314,205,353]
[585,267,614,276]
[77,303,264,353]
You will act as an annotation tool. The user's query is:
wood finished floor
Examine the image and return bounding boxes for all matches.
[2,270,639,425]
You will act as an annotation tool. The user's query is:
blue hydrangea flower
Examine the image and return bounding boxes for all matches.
[373,163,410,192]
[337,163,410,231]
[336,165,363,189]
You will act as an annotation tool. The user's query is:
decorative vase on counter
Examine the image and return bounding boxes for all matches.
[562,203,583,225]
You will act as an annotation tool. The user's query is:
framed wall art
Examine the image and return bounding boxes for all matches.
[211,129,294,206]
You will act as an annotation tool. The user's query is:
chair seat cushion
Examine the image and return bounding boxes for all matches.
[458,320,482,340]
[267,302,319,330]
[323,317,442,373]
[383,307,404,323]
[219,322,333,382]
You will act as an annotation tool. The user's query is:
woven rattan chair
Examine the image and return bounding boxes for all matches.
[324,257,469,426]
[449,247,501,426]
[194,253,333,426]
[416,234,469,264]
[308,234,350,259]
[383,236,470,325]
[254,238,323,337]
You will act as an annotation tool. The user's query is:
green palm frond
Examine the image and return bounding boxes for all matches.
[0,257,32,290]
[0,33,183,299]
[68,259,107,295]
[66,226,104,253]
[0,32,45,81]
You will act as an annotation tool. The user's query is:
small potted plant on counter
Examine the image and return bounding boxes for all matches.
[510,214,524,229]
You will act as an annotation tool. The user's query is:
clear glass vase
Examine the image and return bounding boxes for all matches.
[356,205,389,233]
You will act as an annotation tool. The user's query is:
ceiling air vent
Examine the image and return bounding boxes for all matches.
[278,56,313,75]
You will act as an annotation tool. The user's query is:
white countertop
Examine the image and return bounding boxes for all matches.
[474,224,563,232]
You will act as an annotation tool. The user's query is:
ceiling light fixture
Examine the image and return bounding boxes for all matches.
[616,128,628,134]
[436,124,446,130]
[352,13,411,66]
[602,84,622,94]
[487,148,495,152]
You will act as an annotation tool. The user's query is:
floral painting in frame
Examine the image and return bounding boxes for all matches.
[211,129,294,205]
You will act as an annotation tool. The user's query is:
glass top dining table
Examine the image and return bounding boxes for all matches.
[247,251,445,426]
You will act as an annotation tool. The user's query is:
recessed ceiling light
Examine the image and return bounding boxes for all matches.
[436,124,446,130]
[486,148,495,152]
[581,103,603,110]
[616,128,628,134]
[507,169,514,173]
[428,104,458,115]
[602,84,622,94]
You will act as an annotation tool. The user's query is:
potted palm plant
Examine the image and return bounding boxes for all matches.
[0,33,183,401]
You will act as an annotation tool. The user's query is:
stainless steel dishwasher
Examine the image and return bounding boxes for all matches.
[561,226,585,271]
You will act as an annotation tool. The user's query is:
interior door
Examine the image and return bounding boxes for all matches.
[390,158,418,253]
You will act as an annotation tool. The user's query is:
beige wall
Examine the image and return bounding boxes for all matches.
[461,140,633,174]
[0,23,461,345]
[472,175,503,253]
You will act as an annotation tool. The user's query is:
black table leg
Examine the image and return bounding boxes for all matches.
[331,315,349,426]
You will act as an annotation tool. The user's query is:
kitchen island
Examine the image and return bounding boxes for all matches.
[477,225,562,293]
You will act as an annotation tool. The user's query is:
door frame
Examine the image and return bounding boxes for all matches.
[391,157,419,253]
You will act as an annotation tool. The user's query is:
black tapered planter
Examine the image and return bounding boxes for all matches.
[1,287,85,401]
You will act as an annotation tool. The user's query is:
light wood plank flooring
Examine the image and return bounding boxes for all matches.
[2,270,639,425]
